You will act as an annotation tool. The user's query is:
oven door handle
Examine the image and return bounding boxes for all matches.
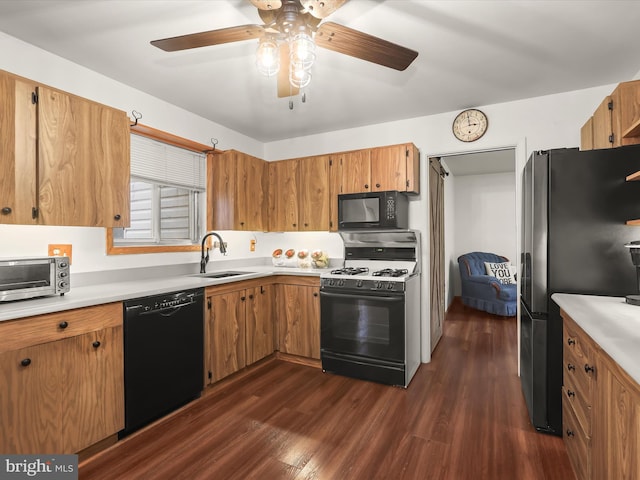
[320,290,403,301]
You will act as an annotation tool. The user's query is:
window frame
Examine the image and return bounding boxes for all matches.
[106,123,221,255]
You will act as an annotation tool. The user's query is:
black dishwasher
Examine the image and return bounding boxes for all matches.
[120,288,204,438]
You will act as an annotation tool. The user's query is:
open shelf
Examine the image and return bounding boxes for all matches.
[623,118,640,138]
[626,219,640,226]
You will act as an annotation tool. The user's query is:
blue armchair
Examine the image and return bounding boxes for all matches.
[457,252,517,317]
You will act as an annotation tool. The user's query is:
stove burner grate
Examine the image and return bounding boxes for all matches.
[330,267,369,276]
[372,268,409,278]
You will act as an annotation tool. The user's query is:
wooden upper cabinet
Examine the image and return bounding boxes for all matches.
[0,69,130,227]
[340,149,371,194]
[298,155,330,231]
[582,80,640,150]
[611,80,640,147]
[0,72,39,224]
[208,150,267,231]
[580,116,594,151]
[269,159,300,231]
[338,143,420,195]
[37,86,130,227]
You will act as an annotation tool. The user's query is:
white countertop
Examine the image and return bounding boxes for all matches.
[552,293,640,385]
[0,264,326,323]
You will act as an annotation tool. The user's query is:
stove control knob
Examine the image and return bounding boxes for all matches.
[356,280,363,288]
[338,279,345,287]
[375,281,383,289]
[328,279,335,287]
[387,283,395,290]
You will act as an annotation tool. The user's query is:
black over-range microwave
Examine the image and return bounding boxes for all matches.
[337,191,409,230]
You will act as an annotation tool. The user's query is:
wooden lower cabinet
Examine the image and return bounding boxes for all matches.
[0,303,124,454]
[277,279,320,360]
[205,281,275,384]
[561,309,640,480]
[592,352,640,479]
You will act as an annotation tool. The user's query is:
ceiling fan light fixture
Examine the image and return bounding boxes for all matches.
[289,31,316,70]
[289,62,312,88]
[255,37,280,76]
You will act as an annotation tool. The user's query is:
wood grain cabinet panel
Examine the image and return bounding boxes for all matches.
[207,290,246,383]
[592,352,640,480]
[269,159,300,231]
[245,284,275,365]
[0,304,124,454]
[337,143,420,196]
[0,69,129,227]
[298,155,330,231]
[278,283,320,360]
[208,150,267,231]
[206,282,275,383]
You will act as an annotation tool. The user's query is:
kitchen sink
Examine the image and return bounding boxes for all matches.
[194,271,255,279]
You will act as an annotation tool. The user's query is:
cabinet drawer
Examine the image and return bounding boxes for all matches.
[563,384,591,437]
[564,345,593,407]
[0,303,123,352]
[563,400,591,480]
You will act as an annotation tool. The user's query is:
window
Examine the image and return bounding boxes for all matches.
[109,132,207,253]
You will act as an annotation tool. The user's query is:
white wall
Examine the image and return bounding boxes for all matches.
[449,172,517,298]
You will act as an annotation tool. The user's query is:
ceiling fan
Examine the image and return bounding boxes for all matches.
[151,0,418,98]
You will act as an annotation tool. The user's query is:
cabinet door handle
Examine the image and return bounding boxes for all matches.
[566,429,574,438]
[241,296,246,301]
[313,292,318,297]
[20,358,32,367]
[58,321,68,329]
[364,184,369,189]
[567,338,576,346]
[92,341,101,348]
[584,364,595,374]
[375,183,381,188]
[567,390,576,398]
[304,223,308,227]
[1,207,11,215]
[249,294,254,300]
[567,363,575,371]
[114,214,121,221]
[292,223,297,227]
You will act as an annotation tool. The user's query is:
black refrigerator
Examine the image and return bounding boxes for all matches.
[520,145,640,435]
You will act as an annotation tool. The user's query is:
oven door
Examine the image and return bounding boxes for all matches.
[320,288,405,362]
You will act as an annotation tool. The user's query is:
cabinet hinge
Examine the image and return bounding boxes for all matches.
[207,298,211,309]
[208,371,212,380]
[608,100,613,110]
[31,91,38,104]
[329,159,333,166]
[609,133,615,144]
[330,220,333,228]
[406,180,410,188]
[31,207,38,219]
[405,148,409,158]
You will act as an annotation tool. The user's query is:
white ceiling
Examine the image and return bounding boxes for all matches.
[440,148,515,176]
[1,1,639,143]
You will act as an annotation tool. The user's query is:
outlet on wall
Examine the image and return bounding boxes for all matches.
[48,244,72,264]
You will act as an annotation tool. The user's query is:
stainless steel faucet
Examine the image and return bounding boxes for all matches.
[200,232,227,273]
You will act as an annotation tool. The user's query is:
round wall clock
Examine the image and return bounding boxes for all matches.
[452,109,488,142]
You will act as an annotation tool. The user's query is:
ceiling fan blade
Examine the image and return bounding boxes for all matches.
[250,0,282,9]
[315,22,418,71]
[277,43,299,98]
[301,0,348,19]
[151,25,264,52]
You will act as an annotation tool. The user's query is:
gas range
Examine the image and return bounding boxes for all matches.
[320,230,420,292]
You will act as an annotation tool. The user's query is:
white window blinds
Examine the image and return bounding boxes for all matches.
[130,133,206,191]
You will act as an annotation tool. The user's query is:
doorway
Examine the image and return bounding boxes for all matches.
[428,148,517,353]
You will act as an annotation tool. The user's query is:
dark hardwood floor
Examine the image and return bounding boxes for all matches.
[80,299,575,479]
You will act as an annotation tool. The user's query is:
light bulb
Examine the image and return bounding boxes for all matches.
[255,38,279,76]
[289,61,311,88]
[290,32,315,70]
